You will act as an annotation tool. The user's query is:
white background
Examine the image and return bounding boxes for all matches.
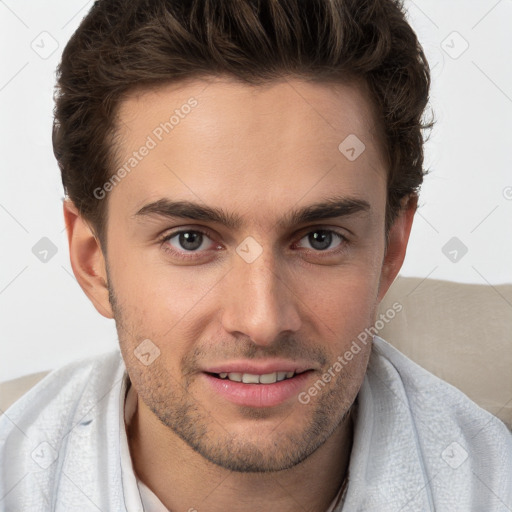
[1,0,511,381]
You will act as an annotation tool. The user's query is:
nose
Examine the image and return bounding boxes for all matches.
[220,246,302,347]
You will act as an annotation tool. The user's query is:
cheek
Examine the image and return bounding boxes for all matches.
[108,247,226,360]
[294,260,382,351]
[314,282,377,333]
[298,240,383,306]
[108,234,200,313]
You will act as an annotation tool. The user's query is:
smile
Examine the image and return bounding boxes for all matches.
[203,370,314,407]
[214,371,297,384]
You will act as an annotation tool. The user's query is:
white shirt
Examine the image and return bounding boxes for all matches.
[1,336,511,511]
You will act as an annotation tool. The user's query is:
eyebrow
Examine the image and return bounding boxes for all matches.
[134,196,371,229]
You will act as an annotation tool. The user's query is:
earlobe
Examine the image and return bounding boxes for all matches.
[63,199,114,319]
[376,194,418,303]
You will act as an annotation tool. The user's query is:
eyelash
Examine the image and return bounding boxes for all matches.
[159,228,219,260]
[158,227,350,261]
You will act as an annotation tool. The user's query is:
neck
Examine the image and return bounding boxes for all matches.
[127,395,354,512]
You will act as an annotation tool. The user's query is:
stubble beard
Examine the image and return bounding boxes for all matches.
[109,283,358,473]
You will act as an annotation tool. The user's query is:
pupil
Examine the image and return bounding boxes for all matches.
[309,231,332,251]
[179,231,203,251]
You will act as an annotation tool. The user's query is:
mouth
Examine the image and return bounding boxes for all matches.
[206,370,307,384]
[202,369,315,408]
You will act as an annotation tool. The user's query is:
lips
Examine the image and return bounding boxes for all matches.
[212,370,299,384]
[202,367,315,407]
[200,359,317,407]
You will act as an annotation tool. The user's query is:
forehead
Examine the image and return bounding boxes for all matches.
[116,75,384,156]
[109,76,387,226]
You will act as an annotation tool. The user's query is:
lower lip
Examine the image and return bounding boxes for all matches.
[202,371,313,408]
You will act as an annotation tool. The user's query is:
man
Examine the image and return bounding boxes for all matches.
[1,0,511,510]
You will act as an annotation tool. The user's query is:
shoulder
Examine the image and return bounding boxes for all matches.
[367,336,512,506]
[0,350,128,508]
[1,350,124,424]
[370,335,512,437]
[0,349,125,459]
[0,350,124,437]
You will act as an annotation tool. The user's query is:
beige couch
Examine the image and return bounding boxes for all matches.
[1,277,511,428]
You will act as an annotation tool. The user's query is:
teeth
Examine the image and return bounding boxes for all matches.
[259,373,277,384]
[242,373,260,384]
[217,371,296,384]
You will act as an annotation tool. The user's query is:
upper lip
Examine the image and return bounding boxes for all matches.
[202,360,316,375]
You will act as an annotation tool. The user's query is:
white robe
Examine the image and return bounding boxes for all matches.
[1,336,511,511]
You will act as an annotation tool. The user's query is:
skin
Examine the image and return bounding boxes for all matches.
[64,76,417,512]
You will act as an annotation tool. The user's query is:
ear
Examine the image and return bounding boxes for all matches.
[376,194,418,303]
[63,199,114,319]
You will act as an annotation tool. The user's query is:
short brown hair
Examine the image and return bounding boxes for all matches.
[53,0,432,247]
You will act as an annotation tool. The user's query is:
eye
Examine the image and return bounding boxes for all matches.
[296,229,346,251]
[162,229,218,254]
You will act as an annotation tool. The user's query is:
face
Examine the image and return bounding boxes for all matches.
[85,76,403,472]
